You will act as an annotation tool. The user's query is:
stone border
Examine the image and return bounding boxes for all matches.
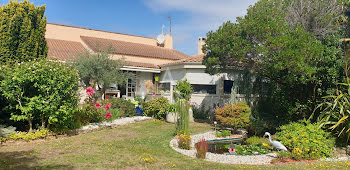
[170,131,277,165]
[76,116,152,134]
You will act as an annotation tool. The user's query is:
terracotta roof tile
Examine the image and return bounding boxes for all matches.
[47,39,86,60]
[161,54,205,67]
[80,36,189,60]
[125,61,159,69]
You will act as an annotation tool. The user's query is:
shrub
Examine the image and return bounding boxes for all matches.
[216,130,231,137]
[178,132,191,150]
[192,102,211,120]
[236,144,272,155]
[8,129,50,141]
[107,108,121,121]
[0,60,79,132]
[0,125,16,138]
[314,82,350,143]
[276,121,335,160]
[0,0,47,64]
[195,139,208,159]
[77,104,105,124]
[102,98,136,117]
[246,136,269,145]
[174,79,193,101]
[143,97,169,119]
[215,102,251,129]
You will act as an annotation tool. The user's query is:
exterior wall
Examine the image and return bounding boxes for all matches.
[160,64,257,111]
[159,67,187,84]
[46,23,159,47]
[111,54,175,66]
[136,72,153,97]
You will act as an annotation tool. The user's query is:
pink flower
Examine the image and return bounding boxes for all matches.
[95,104,101,108]
[105,103,111,111]
[105,112,112,119]
[86,87,95,96]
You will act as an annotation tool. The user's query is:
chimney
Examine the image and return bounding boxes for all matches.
[198,37,206,55]
[164,34,173,49]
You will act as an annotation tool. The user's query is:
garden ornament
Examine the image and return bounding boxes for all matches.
[263,132,288,152]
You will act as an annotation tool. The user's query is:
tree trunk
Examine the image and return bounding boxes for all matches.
[28,119,33,132]
[41,116,46,129]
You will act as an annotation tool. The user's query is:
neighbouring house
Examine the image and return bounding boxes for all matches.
[46,23,252,109]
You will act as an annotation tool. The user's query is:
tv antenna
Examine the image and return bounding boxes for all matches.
[168,16,172,35]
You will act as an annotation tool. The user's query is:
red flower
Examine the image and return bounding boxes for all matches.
[105,112,112,119]
[105,103,111,111]
[86,87,95,96]
[95,104,101,108]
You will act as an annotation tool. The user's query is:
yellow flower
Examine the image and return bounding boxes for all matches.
[305,148,310,151]
[317,137,321,140]
[288,139,292,142]
[314,149,318,151]
[313,140,317,143]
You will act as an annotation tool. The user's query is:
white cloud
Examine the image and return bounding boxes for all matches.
[143,0,258,55]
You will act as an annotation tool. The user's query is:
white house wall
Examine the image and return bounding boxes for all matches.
[185,68,221,85]
[136,72,153,97]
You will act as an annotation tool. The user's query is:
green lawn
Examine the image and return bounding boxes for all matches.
[0,120,350,169]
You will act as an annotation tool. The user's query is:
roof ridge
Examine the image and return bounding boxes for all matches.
[47,23,156,40]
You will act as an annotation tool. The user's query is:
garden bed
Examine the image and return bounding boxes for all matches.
[170,131,277,165]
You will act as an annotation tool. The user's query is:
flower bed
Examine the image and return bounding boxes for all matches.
[170,131,277,165]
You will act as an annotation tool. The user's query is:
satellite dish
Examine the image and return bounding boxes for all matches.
[157,34,165,45]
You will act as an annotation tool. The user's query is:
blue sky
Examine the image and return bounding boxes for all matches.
[1,0,258,56]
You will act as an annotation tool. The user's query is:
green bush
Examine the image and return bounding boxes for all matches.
[8,129,50,141]
[174,79,193,101]
[246,136,269,145]
[107,108,122,121]
[215,102,251,129]
[102,98,136,117]
[236,144,272,155]
[216,130,231,137]
[0,60,79,132]
[143,97,169,119]
[192,103,211,120]
[77,104,104,124]
[276,121,335,160]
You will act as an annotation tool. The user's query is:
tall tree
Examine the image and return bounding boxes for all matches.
[203,0,346,129]
[0,0,47,63]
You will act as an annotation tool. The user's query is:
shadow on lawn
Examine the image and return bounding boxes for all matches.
[0,150,73,169]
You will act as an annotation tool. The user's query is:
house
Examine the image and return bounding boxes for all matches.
[46,23,249,109]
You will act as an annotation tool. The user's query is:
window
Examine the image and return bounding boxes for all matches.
[192,84,216,94]
[127,78,136,98]
[159,83,170,93]
[224,80,234,94]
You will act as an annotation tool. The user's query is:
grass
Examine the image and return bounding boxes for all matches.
[0,120,350,169]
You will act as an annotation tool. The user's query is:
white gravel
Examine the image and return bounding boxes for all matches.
[78,116,152,132]
[170,131,277,165]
